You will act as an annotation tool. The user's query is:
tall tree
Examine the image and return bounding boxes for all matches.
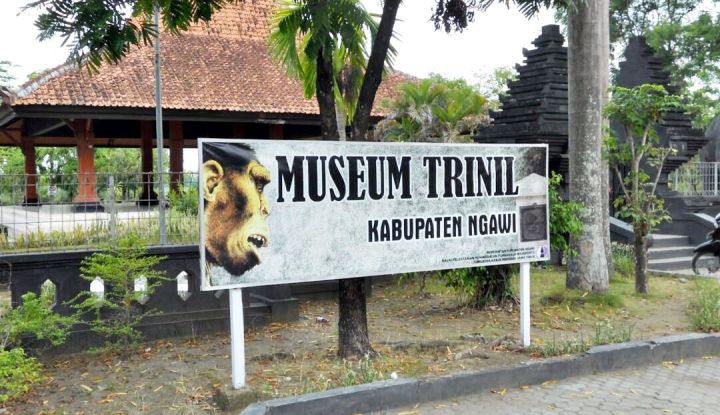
[434,0,611,292]
[566,0,610,292]
[269,0,396,357]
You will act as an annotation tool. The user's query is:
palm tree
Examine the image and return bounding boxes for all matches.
[268,0,378,141]
[269,0,398,358]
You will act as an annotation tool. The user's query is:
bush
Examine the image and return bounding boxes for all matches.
[0,292,73,403]
[0,348,43,403]
[690,281,720,332]
[444,265,516,308]
[1,292,75,350]
[70,233,168,352]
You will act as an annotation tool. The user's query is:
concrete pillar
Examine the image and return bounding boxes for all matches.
[73,119,103,211]
[20,136,38,205]
[139,120,158,204]
[169,121,183,193]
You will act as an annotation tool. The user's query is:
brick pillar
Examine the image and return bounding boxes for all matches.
[73,119,102,211]
[269,124,283,139]
[20,137,39,205]
[169,121,183,193]
[139,120,158,204]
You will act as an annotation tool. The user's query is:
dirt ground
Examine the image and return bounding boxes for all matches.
[1,268,701,415]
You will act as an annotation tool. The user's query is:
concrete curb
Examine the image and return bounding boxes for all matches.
[240,333,720,415]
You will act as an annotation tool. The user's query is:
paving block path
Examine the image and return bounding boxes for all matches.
[377,356,720,414]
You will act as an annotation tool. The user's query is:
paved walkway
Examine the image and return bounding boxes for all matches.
[377,357,720,414]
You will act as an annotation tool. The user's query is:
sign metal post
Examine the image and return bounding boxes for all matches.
[229,288,246,389]
[519,262,531,347]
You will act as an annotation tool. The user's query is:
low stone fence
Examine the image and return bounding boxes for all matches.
[3,245,299,352]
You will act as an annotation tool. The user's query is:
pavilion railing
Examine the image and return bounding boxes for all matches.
[668,162,720,197]
[0,172,199,254]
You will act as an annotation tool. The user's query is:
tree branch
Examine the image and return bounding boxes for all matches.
[350,0,402,141]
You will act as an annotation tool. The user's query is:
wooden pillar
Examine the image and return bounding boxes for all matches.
[232,123,247,138]
[269,124,284,139]
[169,121,183,193]
[20,136,38,205]
[73,119,102,211]
[139,120,158,204]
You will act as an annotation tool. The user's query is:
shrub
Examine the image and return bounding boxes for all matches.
[70,233,168,352]
[0,348,43,403]
[1,292,75,350]
[0,292,73,403]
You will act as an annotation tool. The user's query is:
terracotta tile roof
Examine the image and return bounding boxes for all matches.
[10,0,407,117]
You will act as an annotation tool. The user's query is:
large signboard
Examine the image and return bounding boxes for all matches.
[199,139,549,290]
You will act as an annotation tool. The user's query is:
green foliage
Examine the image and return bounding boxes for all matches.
[473,66,517,110]
[0,348,43,403]
[689,280,720,332]
[168,186,199,216]
[606,0,719,127]
[0,292,75,351]
[377,75,489,143]
[341,354,381,386]
[0,291,73,403]
[611,242,634,279]
[27,0,232,72]
[70,233,168,352]
[444,265,516,308]
[548,172,583,257]
[268,0,385,124]
[604,84,681,293]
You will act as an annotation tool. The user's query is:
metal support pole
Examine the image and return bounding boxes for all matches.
[108,175,117,239]
[714,162,718,197]
[154,3,167,244]
[519,262,531,348]
[229,288,246,389]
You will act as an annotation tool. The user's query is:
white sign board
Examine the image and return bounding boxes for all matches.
[199,139,549,291]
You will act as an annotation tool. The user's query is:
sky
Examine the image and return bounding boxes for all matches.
[0,0,557,87]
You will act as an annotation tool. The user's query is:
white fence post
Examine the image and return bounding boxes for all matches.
[714,162,718,196]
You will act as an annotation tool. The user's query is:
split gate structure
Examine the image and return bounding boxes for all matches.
[477,25,720,258]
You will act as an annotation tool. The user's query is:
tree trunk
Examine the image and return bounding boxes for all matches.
[634,222,649,294]
[336,0,401,359]
[566,0,610,293]
[335,102,347,141]
[338,278,375,358]
[316,50,338,141]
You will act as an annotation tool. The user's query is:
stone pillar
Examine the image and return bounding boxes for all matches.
[73,119,103,212]
[20,137,39,205]
[269,124,283,139]
[169,121,183,193]
[139,120,158,205]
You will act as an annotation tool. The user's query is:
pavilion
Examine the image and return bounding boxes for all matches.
[0,0,405,209]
